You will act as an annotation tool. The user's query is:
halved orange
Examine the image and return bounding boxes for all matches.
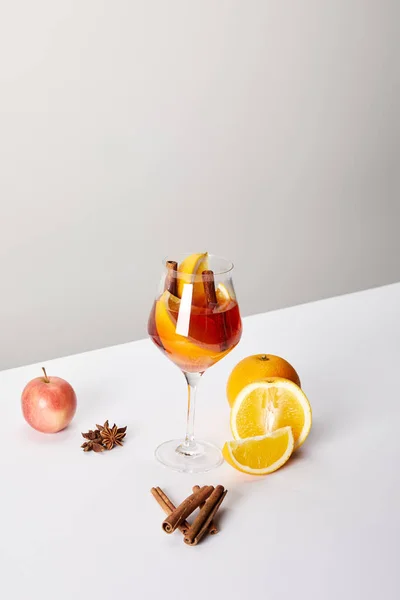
[230,378,312,449]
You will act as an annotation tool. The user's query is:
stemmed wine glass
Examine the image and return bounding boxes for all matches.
[148,253,242,473]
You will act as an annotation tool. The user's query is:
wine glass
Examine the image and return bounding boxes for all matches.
[148,253,242,473]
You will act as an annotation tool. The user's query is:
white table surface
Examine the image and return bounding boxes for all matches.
[1,283,400,600]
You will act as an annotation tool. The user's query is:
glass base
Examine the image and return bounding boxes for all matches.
[155,439,224,473]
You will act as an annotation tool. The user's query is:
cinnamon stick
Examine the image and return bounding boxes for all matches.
[192,485,218,535]
[202,269,229,351]
[164,260,178,296]
[202,270,218,306]
[162,485,214,534]
[184,485,227,546]
[150,487,190,535]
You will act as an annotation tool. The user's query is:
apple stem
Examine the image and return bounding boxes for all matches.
[42,367,50,383]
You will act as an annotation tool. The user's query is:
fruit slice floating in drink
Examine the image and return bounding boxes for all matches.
[176,252,209,306]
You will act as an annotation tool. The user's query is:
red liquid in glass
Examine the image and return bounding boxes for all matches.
[148,297,242,373]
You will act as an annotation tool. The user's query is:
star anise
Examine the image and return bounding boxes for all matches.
[97,420,127,450]
[81,440,105,452]
[82,429,101,441]
[81,428,104,452]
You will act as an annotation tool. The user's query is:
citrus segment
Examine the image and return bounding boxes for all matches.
[177,252,209,305]
[230,378,312,448]
[215,283,231,310]
[222,427,294,475]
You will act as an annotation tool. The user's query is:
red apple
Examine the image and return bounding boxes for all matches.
[21,367,77,433]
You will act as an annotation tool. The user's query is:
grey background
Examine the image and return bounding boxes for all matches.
[0,1,399,371]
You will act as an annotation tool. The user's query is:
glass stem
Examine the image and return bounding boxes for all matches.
[177,372,203,456]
